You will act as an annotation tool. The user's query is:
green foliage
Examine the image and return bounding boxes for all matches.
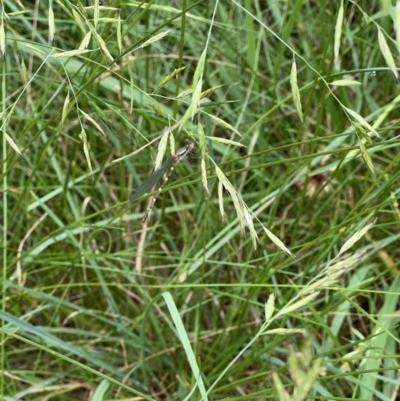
[1,1,400,400]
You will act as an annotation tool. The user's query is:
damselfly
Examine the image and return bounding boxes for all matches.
[129,140,195,224]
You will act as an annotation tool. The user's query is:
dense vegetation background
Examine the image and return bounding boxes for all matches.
[1,1,400,400]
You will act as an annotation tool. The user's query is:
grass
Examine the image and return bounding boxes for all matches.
[1,1,400,400]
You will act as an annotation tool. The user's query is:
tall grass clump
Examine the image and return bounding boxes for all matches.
[1,1,399,400]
